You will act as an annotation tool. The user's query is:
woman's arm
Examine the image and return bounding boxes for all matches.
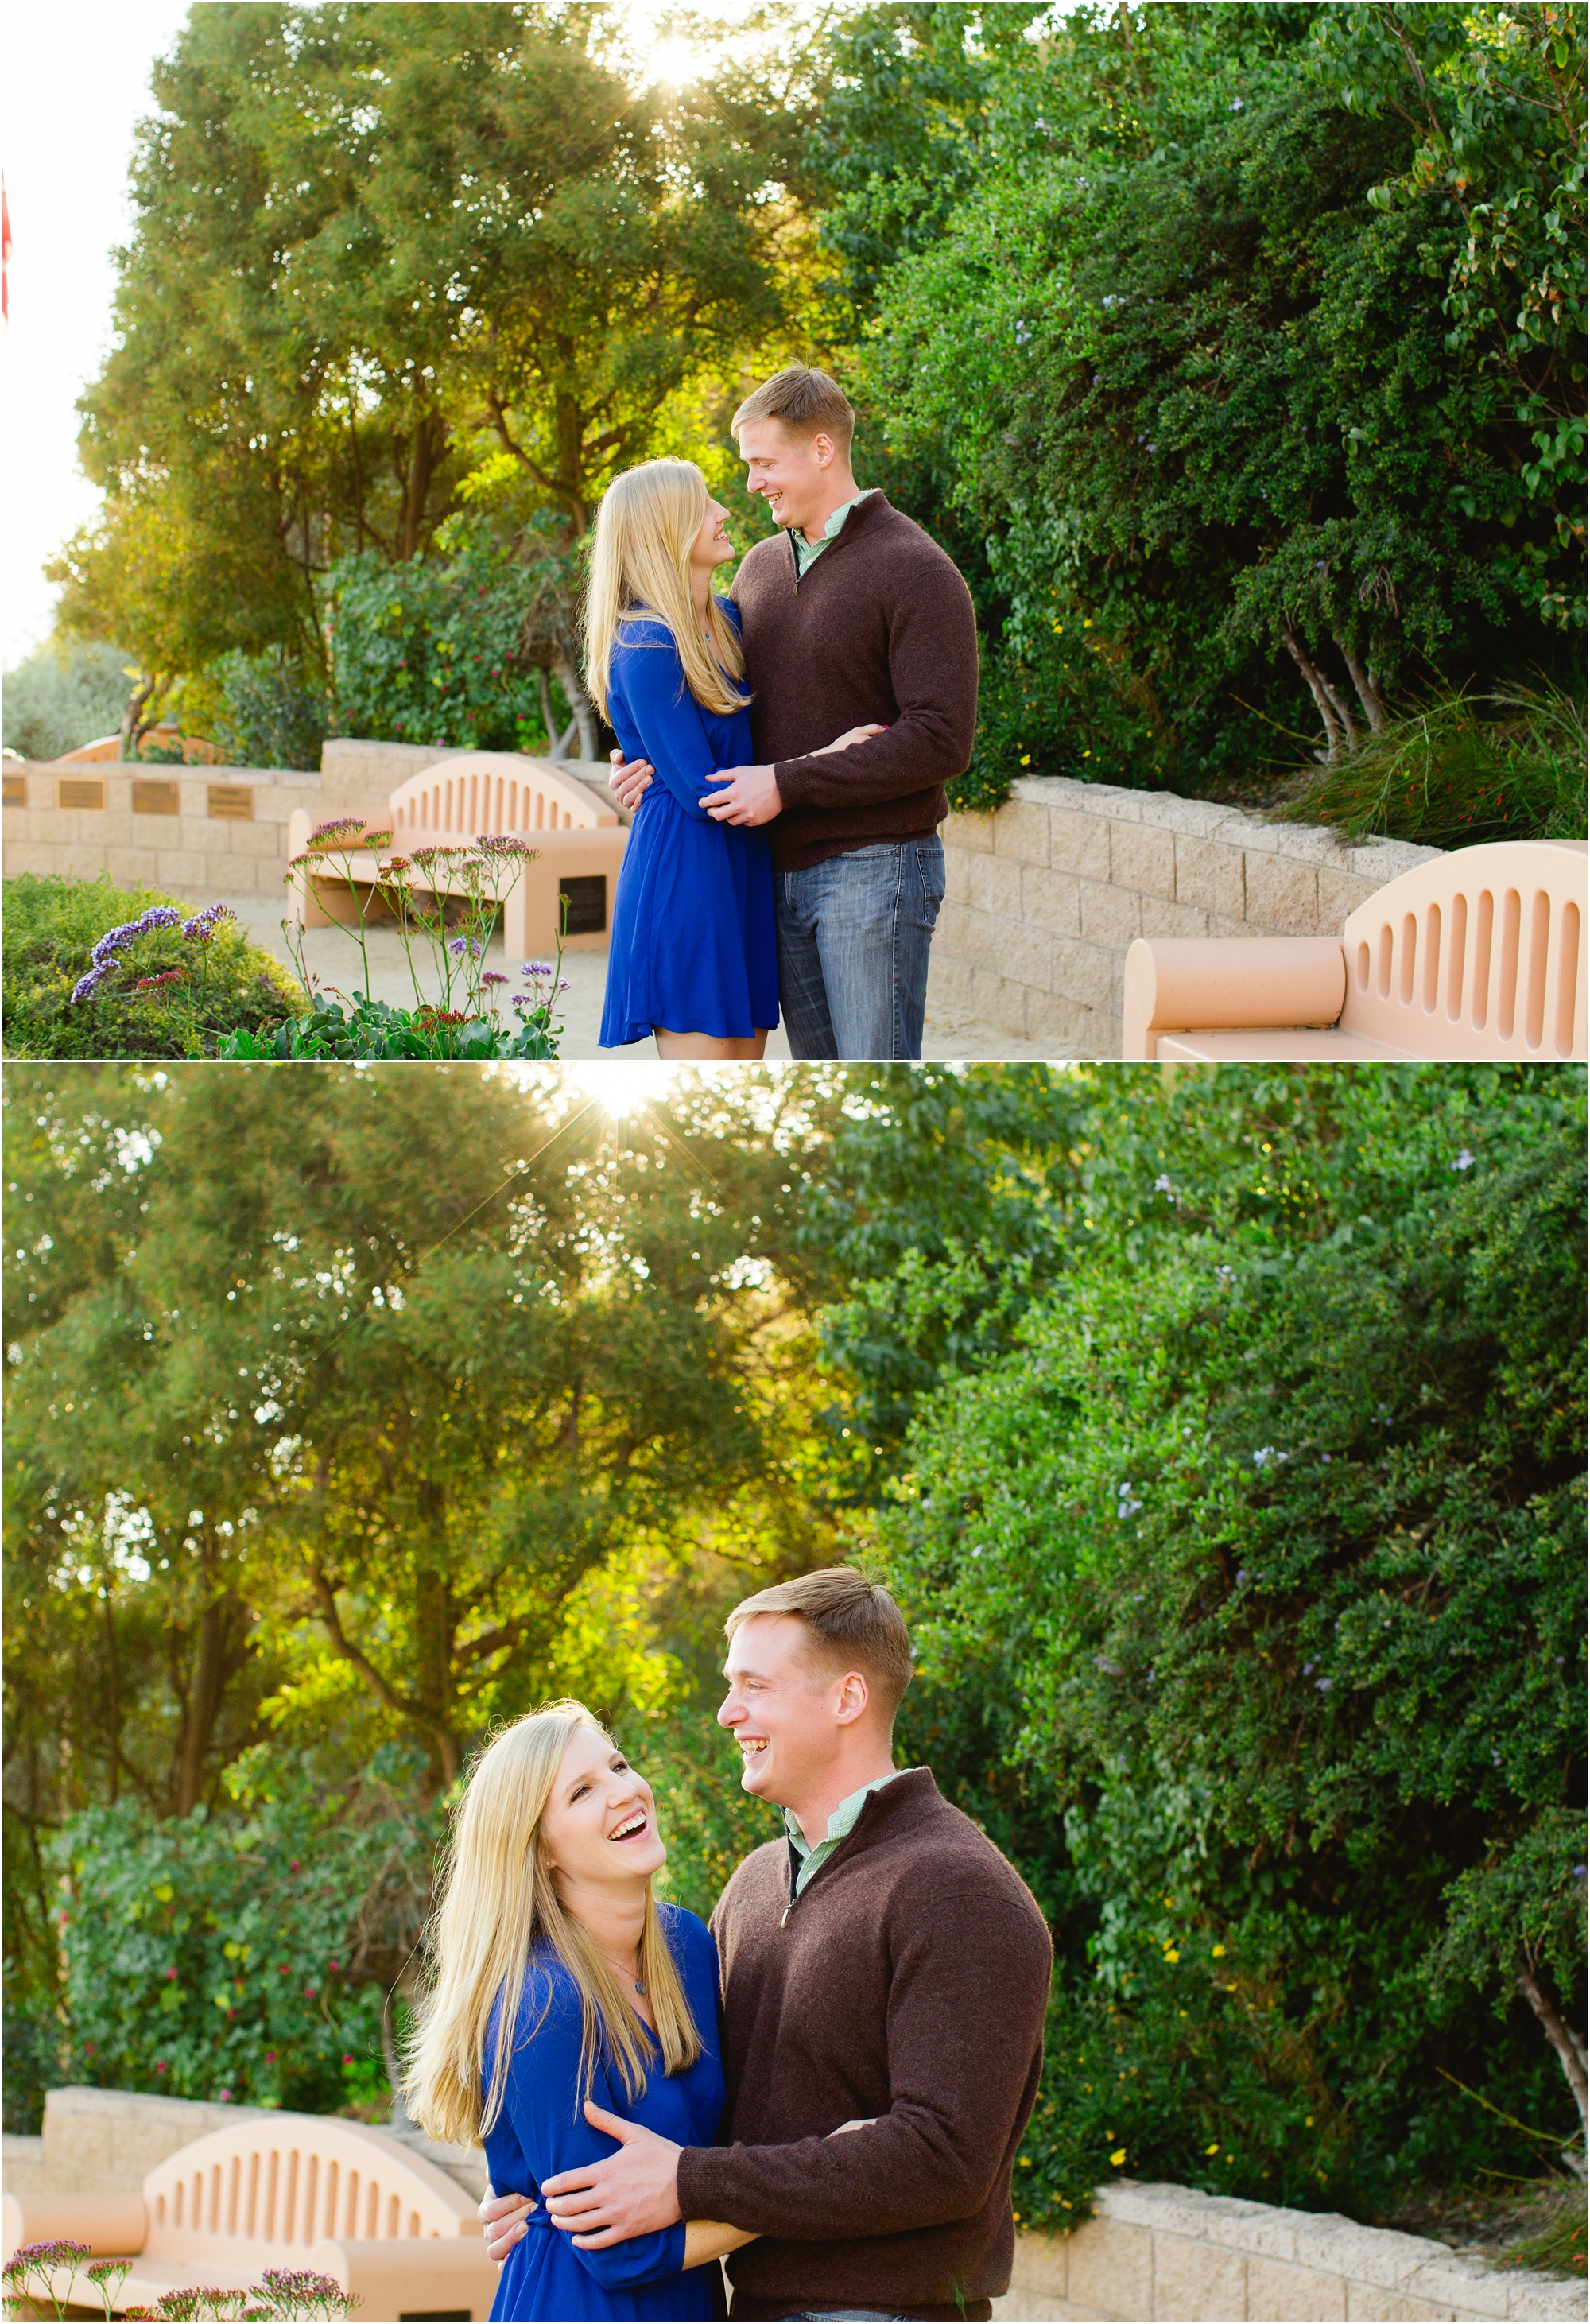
[491,1980,692,2292]
[682,2221,758,2268]
[611,630,737,824]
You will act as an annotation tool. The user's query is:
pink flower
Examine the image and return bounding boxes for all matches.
[154,2061,167,2074]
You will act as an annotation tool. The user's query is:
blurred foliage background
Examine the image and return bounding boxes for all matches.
[4,2,1581,834]
[4,1062,1584,2239]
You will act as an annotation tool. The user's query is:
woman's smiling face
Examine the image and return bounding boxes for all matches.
[538,1726,666,1893]
[690,496,735,573]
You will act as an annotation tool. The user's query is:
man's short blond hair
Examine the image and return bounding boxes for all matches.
[731,366,855,455]
[725,1566,913,1719]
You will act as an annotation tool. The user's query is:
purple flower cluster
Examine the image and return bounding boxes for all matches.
[71,905,184,1002]
[449,935,484,960]
[70,898,237,1005]
[183,902,237,941]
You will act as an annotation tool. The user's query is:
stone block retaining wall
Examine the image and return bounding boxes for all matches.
[994,2184,1582,2322]
[931,777,1441,1057]
[2,743,626,897]
[6,2098,1578,2322]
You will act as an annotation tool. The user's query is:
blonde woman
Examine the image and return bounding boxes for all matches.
[588,460,879,1058]
[407,1702,747,2321]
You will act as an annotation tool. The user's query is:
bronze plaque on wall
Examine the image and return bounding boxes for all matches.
[132,779,182,817]
[2,774,26,807]
[207,784,254,821]
[57,778,107,812]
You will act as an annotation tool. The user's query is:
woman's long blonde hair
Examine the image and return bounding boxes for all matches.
[405,1701,703,2147]
[584,458,748,723]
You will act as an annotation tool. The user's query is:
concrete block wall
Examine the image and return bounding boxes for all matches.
[932,777,1441,1057]
[991,2184,1582,2322]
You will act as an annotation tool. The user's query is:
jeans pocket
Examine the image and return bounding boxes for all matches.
[917,844,947,907]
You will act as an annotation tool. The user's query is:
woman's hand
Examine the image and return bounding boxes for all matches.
[814,723,887,756]
[682,2220,758,2268]
[828,2117,877,2135]
[479,2184,537,2264]
[609,747,655,811]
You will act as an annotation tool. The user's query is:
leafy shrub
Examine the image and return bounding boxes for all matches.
[1276,685,1587,848]
[879,1066,1587,2220]
[177,649,328,773]
[328,536,572,755]
[2,875,301,1060]
[48,1754,437,2114]
[2,638,133,762]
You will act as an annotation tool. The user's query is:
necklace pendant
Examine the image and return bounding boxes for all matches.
[635,1979,646,1996]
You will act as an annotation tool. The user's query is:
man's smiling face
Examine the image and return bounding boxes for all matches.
[736,416,836,538]
[717,1612,844,1809]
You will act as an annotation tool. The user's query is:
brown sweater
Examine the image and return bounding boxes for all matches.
[731,495,980,874]
[674,1768,1053,2322]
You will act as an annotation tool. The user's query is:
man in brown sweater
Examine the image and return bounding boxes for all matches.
[608,367,979,1061]
[481,1569,1053,2322]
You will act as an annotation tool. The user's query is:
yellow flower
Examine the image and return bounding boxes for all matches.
[1020,755,1031,766]
[1212,1944,1227,1957]
[1305,2116,1314,2127]
[1110,2148,1127,2167]
[1206,2143,1220,2155]
[1061,2200,1073,2210]
[1164,1946,1181,1962]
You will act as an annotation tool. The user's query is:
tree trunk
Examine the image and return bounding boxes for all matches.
[1516,1950,1588,2129]
[1280,622,1349,762]
[398,409,444,563]
[173,1587,250,1818]
[536,667,559,755]
[550,648,599,760]
[119,674,165,759]
[103,1591,121,1806]
[1336,638,1389,735]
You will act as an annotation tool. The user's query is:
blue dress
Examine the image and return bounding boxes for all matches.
[481,1905,726,2322]
[599,603,779,1047]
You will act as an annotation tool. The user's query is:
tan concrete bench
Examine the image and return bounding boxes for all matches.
[287,749,628,956]
[1123,839,1587,1061]
[3,2113,496,2319]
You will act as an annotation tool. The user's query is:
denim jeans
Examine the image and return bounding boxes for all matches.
[776,838,946,1060]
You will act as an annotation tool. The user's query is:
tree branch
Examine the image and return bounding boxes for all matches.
[307,1563,432,1729]
[1516,1949,1588,2128]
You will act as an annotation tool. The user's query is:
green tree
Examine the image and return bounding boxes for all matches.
[56,2,803,729]
[847,3,1585,797]
[871,1065,1586,2210]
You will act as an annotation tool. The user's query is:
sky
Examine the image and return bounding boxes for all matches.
[3,0,193,669]
[0,0,734,674]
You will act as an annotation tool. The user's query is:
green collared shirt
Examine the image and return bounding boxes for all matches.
[784,1766,908,1896]
[791,489,875,578]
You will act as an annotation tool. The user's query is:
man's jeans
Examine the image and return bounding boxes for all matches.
[777,839,946,1061]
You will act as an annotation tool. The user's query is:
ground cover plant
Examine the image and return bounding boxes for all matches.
[217,818,568,1060]
[2,875,301,1059]
[1274,681,1587,848]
